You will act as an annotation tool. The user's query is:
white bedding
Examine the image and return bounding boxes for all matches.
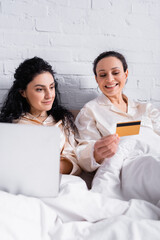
[0,127,160,240]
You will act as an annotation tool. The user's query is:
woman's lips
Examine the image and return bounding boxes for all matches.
[42,101,53,105]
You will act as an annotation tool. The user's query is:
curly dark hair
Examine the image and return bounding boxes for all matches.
[0,57,76,131]
[93,51,128,76]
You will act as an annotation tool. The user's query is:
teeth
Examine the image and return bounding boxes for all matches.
[106,84,117,88]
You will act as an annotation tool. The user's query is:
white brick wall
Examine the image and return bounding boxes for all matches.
[0,0,160,110]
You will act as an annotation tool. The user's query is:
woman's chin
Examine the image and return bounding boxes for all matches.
[42,105,53,112]
[103,91,118,98]
[102,88,122,99]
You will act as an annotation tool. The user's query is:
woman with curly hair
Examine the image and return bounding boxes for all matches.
[0,56,81,175]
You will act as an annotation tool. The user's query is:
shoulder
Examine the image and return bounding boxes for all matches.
[77,96,100,116]
[129,99,160,116]
[75,101,95,122]
[127,97,147,109]
[75,98,100,128]
[133,100,153,111]
[84,96,100,108]
[76,94,111,120]
[13,114,30,124]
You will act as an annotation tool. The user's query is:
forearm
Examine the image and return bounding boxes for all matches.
[60,158,73,174]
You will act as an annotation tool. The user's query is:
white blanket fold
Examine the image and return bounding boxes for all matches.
[0,127,160,239]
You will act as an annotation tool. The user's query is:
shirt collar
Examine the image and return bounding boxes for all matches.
[97,93,138,106]
[21,113,55,124]
[96,93,139,114]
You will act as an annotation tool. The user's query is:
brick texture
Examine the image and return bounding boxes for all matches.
[0,0,160,110]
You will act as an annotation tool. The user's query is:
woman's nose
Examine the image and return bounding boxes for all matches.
[106,73,113,82]
[45,90,52,99]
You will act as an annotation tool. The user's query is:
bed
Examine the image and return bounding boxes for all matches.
[0,110,160,239]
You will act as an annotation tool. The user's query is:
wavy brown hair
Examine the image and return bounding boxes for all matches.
[0,57,76,132]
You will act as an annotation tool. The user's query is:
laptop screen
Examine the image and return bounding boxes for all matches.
[0,123,60,198]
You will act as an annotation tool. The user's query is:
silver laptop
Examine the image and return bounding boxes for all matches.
[0,122,60,198]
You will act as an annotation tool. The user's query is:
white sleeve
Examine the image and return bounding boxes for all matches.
[147,103,160,135]
[58,122,81,176]
[75,107,101,172]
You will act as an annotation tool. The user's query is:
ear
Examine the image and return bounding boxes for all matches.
[19,90,26,98]
[125,69,128,80]
[95,75,98,84]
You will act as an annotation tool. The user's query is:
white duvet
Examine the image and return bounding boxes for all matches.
[0,127,160,240]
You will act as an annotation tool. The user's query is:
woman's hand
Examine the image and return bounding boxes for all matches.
[94,134,120,164]
[60,158,73,174]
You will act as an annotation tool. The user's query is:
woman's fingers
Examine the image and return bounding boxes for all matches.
[95,134,119,148]
[94,134,120,163]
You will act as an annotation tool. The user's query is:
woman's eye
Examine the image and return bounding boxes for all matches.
[50,86,55,90]
[100,74,106,77]
[36,88,43,92]
[113,72,119,75]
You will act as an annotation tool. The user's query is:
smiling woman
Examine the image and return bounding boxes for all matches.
[20,72,56,122]
[0,57,81,176]
[95,56,128,113]
[75,51,160,173]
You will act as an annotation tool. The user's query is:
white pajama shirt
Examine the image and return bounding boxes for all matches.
[75,94,160,172]
[15,113,81,175]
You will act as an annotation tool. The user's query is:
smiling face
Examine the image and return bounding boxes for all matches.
[21,72,55,116]
[95,56,128,101]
